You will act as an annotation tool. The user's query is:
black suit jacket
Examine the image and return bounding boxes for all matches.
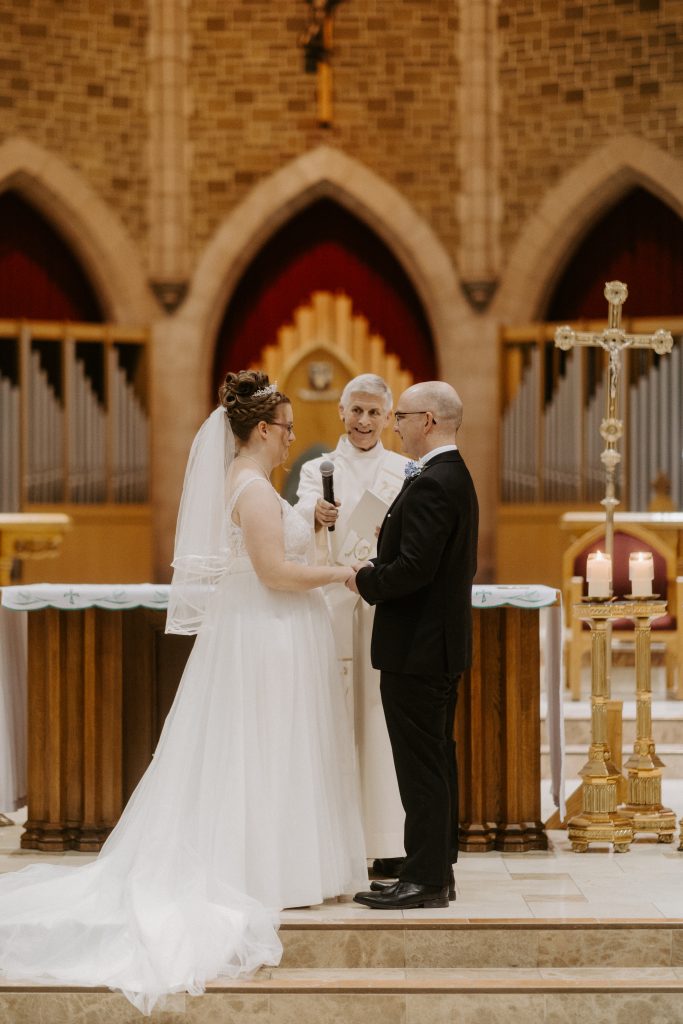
[355,450,478,676]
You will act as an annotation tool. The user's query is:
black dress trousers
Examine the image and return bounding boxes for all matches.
[380,670,460,887]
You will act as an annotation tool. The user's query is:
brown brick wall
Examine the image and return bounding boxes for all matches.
[2,0,682,284]
[499,0,683,257]
[0,1,149,247]
[188,0,460,260]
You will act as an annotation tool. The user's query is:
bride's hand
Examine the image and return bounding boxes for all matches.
[333,566,355,584]
[343,568,360,594]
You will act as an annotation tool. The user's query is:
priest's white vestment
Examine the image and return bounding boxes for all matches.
[296,435,407,858]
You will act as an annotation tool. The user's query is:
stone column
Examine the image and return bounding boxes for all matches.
[147,0,190,313]
[456,0,501,312]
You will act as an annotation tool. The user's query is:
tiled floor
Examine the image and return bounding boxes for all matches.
[2,780,682,925]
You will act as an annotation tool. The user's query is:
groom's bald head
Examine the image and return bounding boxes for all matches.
[393,380,464,459]
[402,382,463,431]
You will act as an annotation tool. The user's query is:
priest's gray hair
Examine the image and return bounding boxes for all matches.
[340,373,393,411]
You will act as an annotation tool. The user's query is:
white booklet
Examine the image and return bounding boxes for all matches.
[335,489,390,565]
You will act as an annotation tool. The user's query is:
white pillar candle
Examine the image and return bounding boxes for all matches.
[629,551,654,597]
[586,551,612,598]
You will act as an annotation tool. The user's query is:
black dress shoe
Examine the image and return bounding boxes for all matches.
[370,868,456,901]
[354,881,449,910]
[370,857,405,877]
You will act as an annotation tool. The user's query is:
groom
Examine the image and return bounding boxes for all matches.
[346,381,478,910]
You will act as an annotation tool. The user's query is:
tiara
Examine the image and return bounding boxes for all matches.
[253,382,278,398]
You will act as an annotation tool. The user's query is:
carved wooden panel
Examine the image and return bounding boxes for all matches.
[457,606,547,853]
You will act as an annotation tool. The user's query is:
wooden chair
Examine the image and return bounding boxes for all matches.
[563,523,683,700]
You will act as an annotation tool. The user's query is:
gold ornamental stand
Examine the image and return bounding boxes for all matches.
[0,514,72,586]
[568,600,634,853]
[619,598,677,842]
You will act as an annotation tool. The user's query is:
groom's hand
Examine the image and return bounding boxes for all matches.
[346,561,371,594]
[345,570,359,594]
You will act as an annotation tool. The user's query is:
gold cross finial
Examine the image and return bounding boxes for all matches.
[554,281,673,552]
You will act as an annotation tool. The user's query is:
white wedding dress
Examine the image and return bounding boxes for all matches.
[0,477,367,1014]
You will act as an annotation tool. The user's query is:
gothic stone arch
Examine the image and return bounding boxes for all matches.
[494,135,683,323]
[178,145,468,389]
[0,136,154,324]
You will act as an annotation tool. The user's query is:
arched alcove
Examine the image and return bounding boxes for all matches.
[0,191,103,320]
[212,197,436,393]
[494,136,683,324]
[0,136,153,324]
[177,145,468,391]
[546,187,683,320]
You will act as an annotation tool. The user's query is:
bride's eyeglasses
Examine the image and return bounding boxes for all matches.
[271,421,295,437]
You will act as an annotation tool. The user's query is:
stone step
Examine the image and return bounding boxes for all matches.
[278,920,683,969]
[3,960,683,1023]
[542,744,683,780]
[541,715,683,748]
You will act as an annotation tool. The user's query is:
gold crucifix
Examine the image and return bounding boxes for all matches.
[555,281,673,557]
[555,285,674,848]
[299,0,343,127]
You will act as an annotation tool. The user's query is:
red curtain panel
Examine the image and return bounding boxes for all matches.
[546,187,683,321]
[212,198,436,394]
[0,191,103,322]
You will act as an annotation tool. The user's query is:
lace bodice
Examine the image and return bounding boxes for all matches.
[227,477,311,564]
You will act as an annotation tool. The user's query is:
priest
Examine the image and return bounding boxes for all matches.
[296,373,408,873]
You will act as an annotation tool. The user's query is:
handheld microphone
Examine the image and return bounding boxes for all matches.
[319,460,336,532]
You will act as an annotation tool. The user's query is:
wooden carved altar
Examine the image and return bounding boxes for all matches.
[457,605,548,852]
[6,586,555,854]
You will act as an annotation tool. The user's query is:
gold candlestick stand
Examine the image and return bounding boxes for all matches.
[568,600,634,853]
[619,598,677,842]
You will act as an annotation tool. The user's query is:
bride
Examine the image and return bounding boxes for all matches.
[0,370,368,1014]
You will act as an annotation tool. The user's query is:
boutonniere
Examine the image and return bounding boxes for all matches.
[404,460,423,481]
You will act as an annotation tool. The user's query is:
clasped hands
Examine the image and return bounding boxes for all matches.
[314,500,371,593]
[344,561,372,594]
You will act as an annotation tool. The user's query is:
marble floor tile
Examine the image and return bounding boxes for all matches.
[651,899,683,917]
[403,901,535,920]
[280,906,399,922]
[405,991,546,1024]
[405,929,540,969]
[455,854,510,873]
[268,991,405,1024]
[526,900,664,919]
[269,967,408,981]
[508,855,626,878]
[538,966,679,980]
[537,927,675,968]
[404,967,543,981]
[524,894,588,904]
[544,991,683,1024]
[279,929,406,969]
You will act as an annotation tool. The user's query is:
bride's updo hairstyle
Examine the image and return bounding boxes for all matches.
[218,370,290,442]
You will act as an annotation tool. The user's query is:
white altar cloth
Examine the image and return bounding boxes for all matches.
[0,583,564,819]
[472,584,558,608]
[1,583,170,611]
